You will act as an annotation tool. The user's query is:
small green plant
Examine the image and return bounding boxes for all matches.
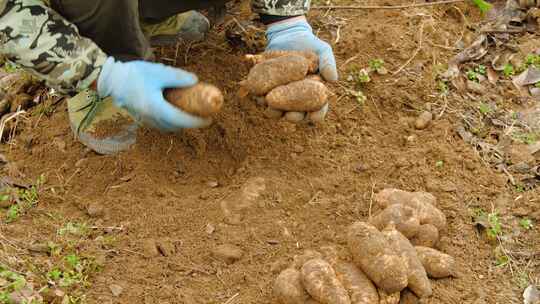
[478,103,492,115]
[486,212,502,239]
[5,204,20,223]
[515,184,526,193]
[368,58,385,74]
[472,0,492,13]
[513,132,538,145]
[519,218,533,230]
[466,69,479,82]
[435,160,444,168]
[58,222,89,237]
[466,65,487,82]
[350,90,367,105]
[503,63,515,77]
[473,208,503,240]
[525,53,540,68]
[437,80,449,95]
[475,64,487,76]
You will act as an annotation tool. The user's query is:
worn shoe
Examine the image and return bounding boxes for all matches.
[67,89,138,155]
[142,11,210,46]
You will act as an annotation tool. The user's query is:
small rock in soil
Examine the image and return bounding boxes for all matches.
[466,80,486,94]
[207,181,219,188]
[212,244,243,264]
[109,284,123,297]
[86,202,105,218]
[141,239,160,258]
[524,285,540,304]
[414,111,433,130]
[157,239,176,257]
[292,144,305,153]
[205,223,216,234]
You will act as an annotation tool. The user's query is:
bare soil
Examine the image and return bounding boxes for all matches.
[1,1,539,303]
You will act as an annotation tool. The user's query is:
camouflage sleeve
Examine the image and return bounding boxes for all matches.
[251,0,310,17]
[0,0,107,94]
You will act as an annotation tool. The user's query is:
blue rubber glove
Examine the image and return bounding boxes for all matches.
[97,57,211,131]
[266,16,338,82]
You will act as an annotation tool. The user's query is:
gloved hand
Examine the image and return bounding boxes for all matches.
[97,57,211,131]
[266,16,338,82]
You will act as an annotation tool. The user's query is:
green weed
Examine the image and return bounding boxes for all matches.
[519,218,533,230]
[478,103,492,115]
[472,0,492,13]
[58,222,89,237]
[503,64,515,77]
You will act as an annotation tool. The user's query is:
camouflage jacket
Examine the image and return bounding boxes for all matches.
[0,0,309,94]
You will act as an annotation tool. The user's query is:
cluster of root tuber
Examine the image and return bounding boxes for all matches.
[239,51,330,123]
[274,189,456,304]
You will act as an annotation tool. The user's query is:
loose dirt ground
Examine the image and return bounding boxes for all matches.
[1,1,539,303]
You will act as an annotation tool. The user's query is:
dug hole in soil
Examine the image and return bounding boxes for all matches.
[1,0,539,303]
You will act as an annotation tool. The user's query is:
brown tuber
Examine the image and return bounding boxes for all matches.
[369,204,420,239]
[241,55,310,96]
[374,189,447,232]
[301,259,351,304]
[246,50,319,73]
[414,246,456,279]
[383,228,432,298]
[346,222,408,293]
[266,79,328,112]
[165,83,223,117]
[274,268,311,304]
[333,262,380,304]
[409,224,439,248]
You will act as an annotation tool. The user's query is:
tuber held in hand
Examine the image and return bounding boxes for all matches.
[165,83,224,117]
[241,54,310,96]
[246,50,319,73]
[382,228,432,298]
[346,222,408,293]
[414,246,456,279]
[301,259,351,304]
[266,79,328,112]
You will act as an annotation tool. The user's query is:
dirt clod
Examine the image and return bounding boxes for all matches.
[212,244,243,264]
[86,202,105,218]
[414,111,433,130]
[141,239,160,258]
[156,239,176,257]
[109,284,123,297]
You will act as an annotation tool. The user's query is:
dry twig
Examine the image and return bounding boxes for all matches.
[393,20,426,75]
[313,0,465,10]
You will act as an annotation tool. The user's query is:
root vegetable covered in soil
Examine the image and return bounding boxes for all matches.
[409,224,439,248]
[266,79,329,112]
[245,50,319,73]
[165,83,224,117]
[369,204,420,239]
[374,189,447,232]
[414,246,456,279]
[240,55,310,96]
[274,268,311,304]
[346,222,409,293]
[301,259,351,304]
[382,228,432,298]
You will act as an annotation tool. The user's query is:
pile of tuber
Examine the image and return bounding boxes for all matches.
[274,189,456,304]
